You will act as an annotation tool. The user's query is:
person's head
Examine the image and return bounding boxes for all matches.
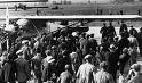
[72,32,78,37]
[86,34,90,39]
[64,65,70,71]
[42,33,46,38]
[130,26,134,30]
[80,33,86,39]
[72,47,77,52]
[17,32,22,36]
[60,35,65,41]
[57,27,61,31]
[90,34,94,38]
[16,50,23,57]
[131,64,141,73]
[109,44,117,52]
[109,22,112,26]
[36,38,40,42]
[123,48,128,53]
[37,51,41,57]
[100,61,108,71]
[33,48,37,56]
[102,37,107,43]
[103,23,106,26]
[85,55,93,63]
[129,34,134,38]
[22,40,30,47]
[45,50,51,56]
[52,45,56,50]
[113,36,119,42]
[62,50,69,57]
[36,47,41,52]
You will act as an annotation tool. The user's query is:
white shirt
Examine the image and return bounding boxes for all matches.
[44,56,54,67]
[77,63,96,83]
[95,70,113,83]
[70,52,78,64]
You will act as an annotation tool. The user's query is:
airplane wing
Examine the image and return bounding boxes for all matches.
[0,15,140,20]
[0,0,48,2]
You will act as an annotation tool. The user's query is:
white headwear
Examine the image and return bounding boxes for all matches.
[16,50,23,55]
[16,18,29,28]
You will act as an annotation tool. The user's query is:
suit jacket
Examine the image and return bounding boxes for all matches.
[100,26,108,38]
[119,24,127,33]
[31,56,42,76]
[136,32,142,47]
[22,47,32,60]
[79,38,88,57]
[15,57,30,82]
[87,38,97,52]
[77,63,96,83]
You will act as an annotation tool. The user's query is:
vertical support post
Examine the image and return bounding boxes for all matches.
[6,3,9,29]
[7,35,9,52]
[6,3,9,52]
[0,40,2,56]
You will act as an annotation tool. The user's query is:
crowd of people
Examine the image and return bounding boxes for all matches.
[0,21,142,83]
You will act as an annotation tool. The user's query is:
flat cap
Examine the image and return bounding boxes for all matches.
[65,65,70,69]
[22,40,29,44]
[16,50,23,55]
[85,55,93,60]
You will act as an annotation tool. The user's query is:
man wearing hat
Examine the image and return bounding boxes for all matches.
[127,64,142,83]
[119,48,130,76]
[31,51,42,83]
[79,33,88,58]
[56,50,72,77]
[136,27,142,57]
[22,40,32,60]
[77,55,96,83]
[15,50,30,83]
[86,34,98,58]
[128,25,137,38]
[51,45,58,61]
[58,65,72,83]
[107,44,120,83]
[95,61,114,83]
[119,21,128,36]
[107,22,116,41]
[100,23,108,39]
[118,33,129,54]
[0,51,9,83]
[42,50,54,82]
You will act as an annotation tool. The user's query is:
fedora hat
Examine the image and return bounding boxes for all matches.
[85,55,93,60]
[109,44,117,50]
